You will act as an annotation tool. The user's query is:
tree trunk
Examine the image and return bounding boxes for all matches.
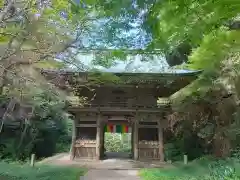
[0,98,16,134]
[213,132,231,158]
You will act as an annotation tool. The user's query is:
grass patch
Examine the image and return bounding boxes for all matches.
[139,157,240,180]
[0,161,86,180]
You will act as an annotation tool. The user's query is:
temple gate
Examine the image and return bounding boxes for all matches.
[41,70,200,161]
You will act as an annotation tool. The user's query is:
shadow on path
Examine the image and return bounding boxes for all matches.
[82,169,141,180]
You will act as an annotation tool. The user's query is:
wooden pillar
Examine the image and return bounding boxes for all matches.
[158,121,164,162]
[96,113,101,160]
[131,125,134,158]
[133,113,139,160]
[100,120,105,158]
[70,118,77,160]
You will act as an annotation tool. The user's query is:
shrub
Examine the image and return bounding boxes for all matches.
[104,133,131,152]
[140,158,240,180]
[0,91,72,161]
[0,162,86,180]
[164,143,182,161]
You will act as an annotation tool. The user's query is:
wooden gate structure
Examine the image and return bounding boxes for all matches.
[41,70,200,161]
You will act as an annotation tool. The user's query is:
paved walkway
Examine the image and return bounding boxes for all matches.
[39,152,169,179]
[39,152,168,169]
[81,169,141,180]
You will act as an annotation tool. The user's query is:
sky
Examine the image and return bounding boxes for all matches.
[74,53,196,74]
[58,2,196,74]
[75,53,168,72]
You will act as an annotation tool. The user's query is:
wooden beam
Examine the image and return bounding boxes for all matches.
[158,121,164,162]
[74,144,96,148]
[96,113,101,160]
[70,118,77,160]
[69,106,167,113]
[76,124,97,127]
[139,125,158,128]
[75,115,98,122]
[133,112,139,160]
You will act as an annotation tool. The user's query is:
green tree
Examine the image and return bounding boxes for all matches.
[147,0,240,157]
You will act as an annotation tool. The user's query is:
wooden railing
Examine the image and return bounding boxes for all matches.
[138,141,162,160]
[74,139,96,159]
[69,101,170,109]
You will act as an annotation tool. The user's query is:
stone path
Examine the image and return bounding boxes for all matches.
[39,152,169,169]
[39,152,170,179]
[81,169,141,180]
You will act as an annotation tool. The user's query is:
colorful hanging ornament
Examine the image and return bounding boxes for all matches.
[104,124,131,133]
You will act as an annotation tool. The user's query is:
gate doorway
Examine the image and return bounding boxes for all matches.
[102,123,132,159]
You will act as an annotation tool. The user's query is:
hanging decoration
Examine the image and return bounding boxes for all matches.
[104,124,131,133]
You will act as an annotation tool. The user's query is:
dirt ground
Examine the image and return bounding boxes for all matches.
[39,152,170,179]
[38,152,169,169]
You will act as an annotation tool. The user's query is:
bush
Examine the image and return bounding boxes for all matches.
[164,143,182,161]
[55,134,72,153]
[104,133,131,152]
[0,91,72,162]
[140,158,240,180]
[0,162,86,180]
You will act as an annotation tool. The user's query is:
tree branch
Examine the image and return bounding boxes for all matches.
[0,97,17,134]
[0,0,15,23]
